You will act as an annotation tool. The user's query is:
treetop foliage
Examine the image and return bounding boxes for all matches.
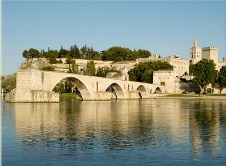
[216,66,226,92]
[1,73,17,91]
[189,59,217,90]
[83,61,96,76]
[128,60,173,83]
[22,45,153,62]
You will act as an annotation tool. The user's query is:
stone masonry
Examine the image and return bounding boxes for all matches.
[5,69,166,102]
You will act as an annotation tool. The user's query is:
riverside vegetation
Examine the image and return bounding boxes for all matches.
[1,44,226,95]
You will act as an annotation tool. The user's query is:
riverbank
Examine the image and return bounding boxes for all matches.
[157,94,226,99]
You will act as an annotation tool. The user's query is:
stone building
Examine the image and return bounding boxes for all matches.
[161,55,189,77]
[202,46,219,67]
[153,70,176,93]
[136,54,160,63]
[189,36,225,71]
[135,54,189,77]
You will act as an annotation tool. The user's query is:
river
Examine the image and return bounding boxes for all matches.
[2,98,226,166]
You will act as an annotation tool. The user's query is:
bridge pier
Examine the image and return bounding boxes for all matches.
[5,90,59,102]
[93,91,112,100]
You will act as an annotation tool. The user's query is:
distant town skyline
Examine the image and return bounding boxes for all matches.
[2,1,226,75]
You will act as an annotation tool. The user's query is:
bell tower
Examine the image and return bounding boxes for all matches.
[190,36,201,64]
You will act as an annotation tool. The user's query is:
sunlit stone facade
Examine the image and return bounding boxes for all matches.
[202,46,219,67]
[161,55,189,77]
[189,37,225,71]
[190,36,201,64]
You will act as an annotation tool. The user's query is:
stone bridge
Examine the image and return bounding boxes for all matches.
[5,69,167,102]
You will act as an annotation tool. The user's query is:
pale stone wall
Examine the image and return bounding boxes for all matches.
[5,69,59,102]
[111,61,136,81]
[5,89,59,102]
[106,72,123,80]
[153,70,177,93]
[5,89,16,101]
[52,64,70,72]
[161,55,189,77]
[202,47,218,67]
[136,54,160,63]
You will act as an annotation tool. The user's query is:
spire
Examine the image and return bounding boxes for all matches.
[194,36,198,47]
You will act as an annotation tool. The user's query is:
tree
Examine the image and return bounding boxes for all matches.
[80,45,88,58]
[87,47,101,60]
[84,61,96,76]
[95,66,120,77]
[95,67,107,77]
[68,61,79,74]
[49,58,62,64]
[69,45,81,59]
[45,50,58,59]
[22,50,29,59]
[41,66,55,71]
[22,48,40,59]
[44,50,61,64]
[216,66,226,93]
[58,48,69,58]
[65,55,74,64]
[80,45,101,60]
[53,82,65,94]
[128,60,173,83]
[101,46,133,61]
[132,49,151,59]
[189,59,217,92]
[1,73,16,92]
[142,69,154,83]
[65,79,75,93]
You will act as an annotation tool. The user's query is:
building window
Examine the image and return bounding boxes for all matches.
[160,82,165,86]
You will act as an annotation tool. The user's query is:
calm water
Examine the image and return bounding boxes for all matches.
[2,99,226,166]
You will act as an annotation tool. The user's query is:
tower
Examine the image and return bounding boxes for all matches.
[202,47,218,66]
[190,36,201,64]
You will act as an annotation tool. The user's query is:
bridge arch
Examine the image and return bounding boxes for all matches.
[137,85,149,99]
[50,76,92,100]
[105,83,125,99]
[154,87,162,94]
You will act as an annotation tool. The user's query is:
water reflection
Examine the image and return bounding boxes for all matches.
[188,100,225,159]
[12,99,226,161]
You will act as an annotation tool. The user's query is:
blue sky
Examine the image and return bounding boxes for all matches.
[2,1,226,75]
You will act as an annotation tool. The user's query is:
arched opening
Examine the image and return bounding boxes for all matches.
[52,77,91,100]
[137,85,149,99]
[106,83,125,99]
[154,87,162,94]
[207,88,212,93]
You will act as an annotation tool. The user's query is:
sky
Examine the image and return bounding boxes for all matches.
[2,0,226,75]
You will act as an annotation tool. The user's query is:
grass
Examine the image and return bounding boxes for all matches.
[162,93,226,98]
[60,93,81,100]
[162,94,199,97]
[202,93,226,96]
